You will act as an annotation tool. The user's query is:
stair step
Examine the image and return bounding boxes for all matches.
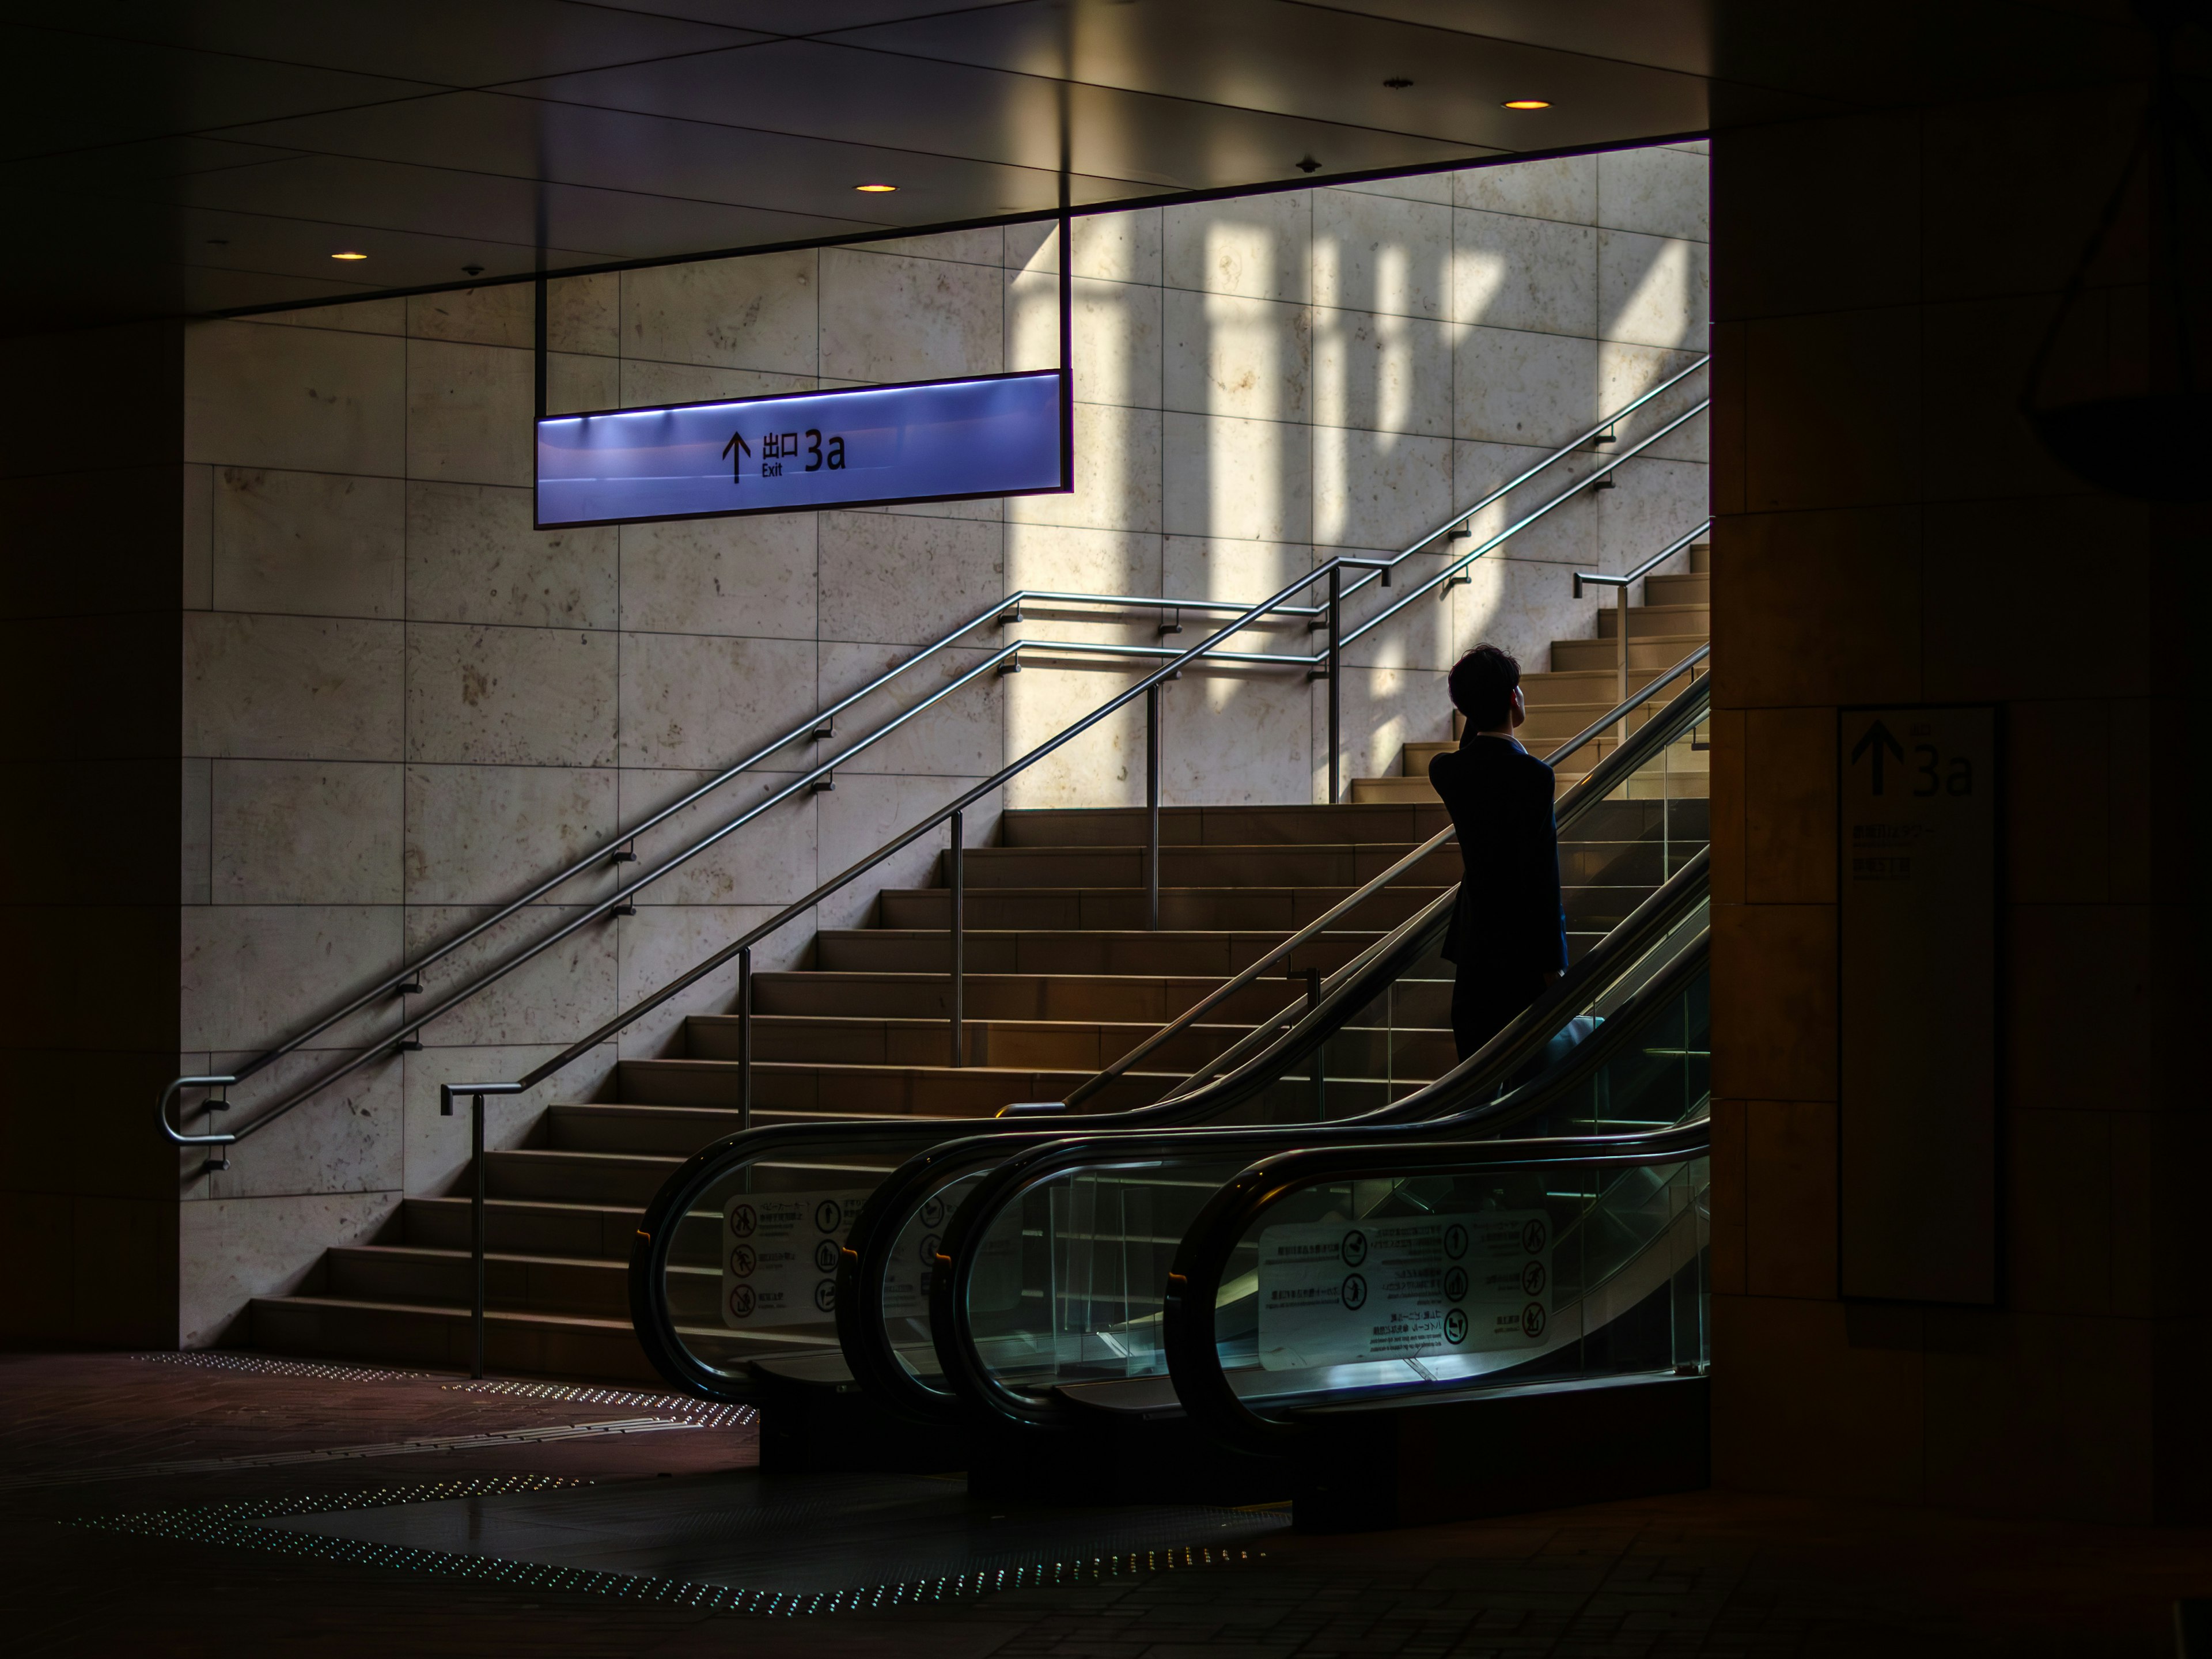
[1550,634,1710,673]
[1645,570,1709,605]
[955,844,1462,890]
[1351,776,1437,804]
[998,802,1448,848]
[327,1244,631,1318]
[400,1196,639,1257]
[1594,601,1710,640]
[486,1147,683,1204]
[684,1013,1271,1073]
[616,1058,1172,1116]
[249,1294,674,1382]
[543,1101,972,1156]
[814,927,1378,976]
[749,970,1342,1024]
[878,885,1443,931]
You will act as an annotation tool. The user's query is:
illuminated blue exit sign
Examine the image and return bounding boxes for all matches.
[534,369,1069,528]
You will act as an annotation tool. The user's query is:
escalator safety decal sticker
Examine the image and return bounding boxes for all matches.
[721,1191,869,1328]
[1254,1212,1551,1369]
[879,1177,1022,1319]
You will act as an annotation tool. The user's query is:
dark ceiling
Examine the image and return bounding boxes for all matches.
[0,0,2151,329]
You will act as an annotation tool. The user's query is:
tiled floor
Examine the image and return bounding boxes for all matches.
[4,1350,2204,1657]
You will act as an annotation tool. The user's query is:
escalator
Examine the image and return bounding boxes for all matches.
[628,654,1709,1465]
[823,671,1709,1472]
[915,850,1706,1501]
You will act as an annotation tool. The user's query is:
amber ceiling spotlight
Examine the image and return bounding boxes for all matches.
[1502,99,1551,109]
[854,183,897,192]
[331,250,368,260]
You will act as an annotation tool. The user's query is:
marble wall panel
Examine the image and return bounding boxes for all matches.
[1600,230,1710,350]
[1007,522,1163,605]
[618,360,815,407]
[1452,439,1604,569]
[1162,289,1312,423]
[813,772,969,931]
[1006,267,1163,409]
[613,904,782,1058]
[1006,401,1161,534]
[183,463,214,609]
[1342,552,1458,674]
[211,759,403,904]
[1455,154,1597,224]
[618,767,816,908]
[1002,662,1150,812]
[549,271,619,357]
[182,758,211,904]
[620,510,816,639]
[1166,666,1315,807]
[408,285,533,349]
[181,903,405,1053]
[406,623,618,767]
[1330,664,1450,787]
[866,228,1005,267]
[1335,170,1457,207]
[618,631,820,771]
[211,468,404,619]
[403,1042,616,1196]
[1315,428,1453,552]
[184,612,404,762]
[1164,193,1312,302]
[407,482,619,629]
[545,351,619,416]
[253,298,408,337]
[185,321,406,476]
[180,1188,396,1345]
[1452,543,1605,680]
[818,509,1006,645]
[1450,210,1597,336]
[819,246,1003,384]
[1597,456,1712,578]
[1455,325,1600,446]
[189,1046,403,1204]
[405,339,533,487]
[1008,208,1162,285]
[1599,343,1711,464]
[406,903,619,1049]
[1313,188,1452,320]
[1597,146,1710,242]
[622,249,820,373]
[1161,534,1316,612]
[403,763,619,907]
[1162,411,1312,545]
[820,642,1003,779]
[1313,308,1453,439]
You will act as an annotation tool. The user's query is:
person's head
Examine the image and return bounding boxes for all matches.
[1448,645,1523,732]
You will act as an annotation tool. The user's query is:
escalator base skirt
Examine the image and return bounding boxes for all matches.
[1293,1371,1709,1533]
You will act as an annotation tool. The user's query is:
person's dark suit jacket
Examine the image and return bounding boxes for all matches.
[1427,734,1569,978]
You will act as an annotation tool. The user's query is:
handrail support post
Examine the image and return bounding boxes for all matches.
[949,809,965,1067]
[470,1091,486,1378]
[1327,564,1343,804]
[737,945,753,1132]
[1146,683,1162,931]
[1616,582,1631,747]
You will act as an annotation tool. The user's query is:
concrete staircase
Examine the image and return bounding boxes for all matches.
[251,802,1468,1381]
[1353,543,1710,803]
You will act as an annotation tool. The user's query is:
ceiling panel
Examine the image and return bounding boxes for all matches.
[0,0,2138,333]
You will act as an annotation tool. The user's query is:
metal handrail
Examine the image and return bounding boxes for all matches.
[1059,641,1710,1109]
[160,357,1708,1156]
[1574,520,1710,597]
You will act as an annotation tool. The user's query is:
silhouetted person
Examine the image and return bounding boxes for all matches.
[1427,645,1569,1061]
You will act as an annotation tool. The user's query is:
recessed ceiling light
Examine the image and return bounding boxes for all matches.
[1503,99,1552,110]
[331,250,368,260]
[854,183,897,193]
[1383,77,1413,89]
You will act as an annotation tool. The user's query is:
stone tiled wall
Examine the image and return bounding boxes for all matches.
[163,144,1705,1342]
[1707,95,2207,1522]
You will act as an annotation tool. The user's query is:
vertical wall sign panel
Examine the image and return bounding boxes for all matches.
[1838,704,1999,1304]
[535,370,1068,528]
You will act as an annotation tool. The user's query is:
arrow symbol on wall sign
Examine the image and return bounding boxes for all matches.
[1851,719,1905,795]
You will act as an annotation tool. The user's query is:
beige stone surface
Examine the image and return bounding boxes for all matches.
[181,758,211,904]
[408,285,534,349]
[1315,426,1452,551]
[619,359,814,407]
[613,904,781,1058]
[1162,410,1312,544]
[403,762,619,907]
[1600,229,1710,350]
[211,759,403,904]
[1163,288,1312,423]
[185,320,406,475]
[1597,145,1710,242]
[180,1188,396,1345]
[181,903,406,1053]
[1314,187,1452,320]
[1455,154,1596,224]
[618,766,817,908]
[1451,210,1596,335]
[820,245,1003,384]
[623,249,819,373]
[1007,267,1162,409]
[819,509,1006,645]
[1313,306,1453,439]
[549,271,619,357]
[1007,400,1162,533]
[406,338,533,486]
[619,509,816,639]
[406,622,618,766]
[407,903,620,1049]
[211,468,404,619]
[190,1046,404,1204]
[1164,192,1311,301]
[407,482,618,628]
[819,641,1002,779]
[618,630,819,770]
[403,1041,616,1196]
[1456,325,1600,446]
[184,612,404,762]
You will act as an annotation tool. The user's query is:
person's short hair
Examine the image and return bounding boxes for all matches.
[1448,645,1521,729]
